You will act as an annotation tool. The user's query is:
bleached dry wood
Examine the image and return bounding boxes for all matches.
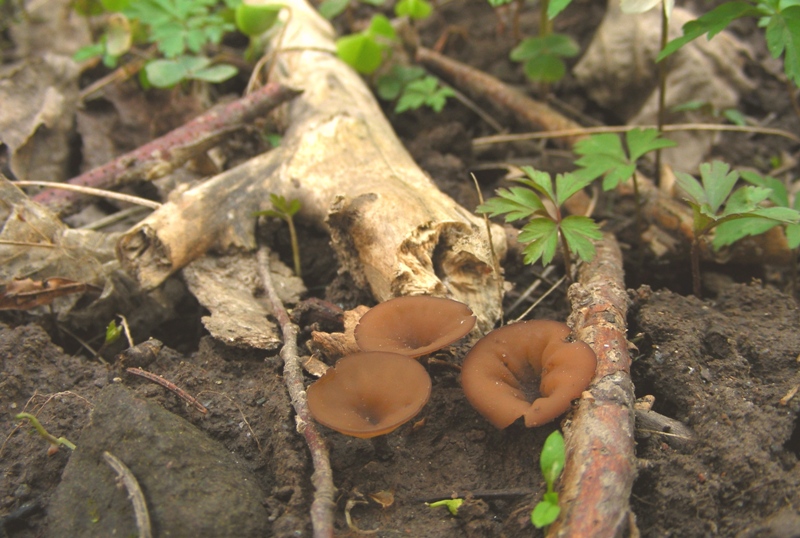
[116,0,505,332]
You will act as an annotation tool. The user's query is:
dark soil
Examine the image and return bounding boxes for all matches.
[3,0,800,537]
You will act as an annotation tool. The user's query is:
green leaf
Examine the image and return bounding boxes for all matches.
[674,171,706,206]
[105,320,123,345]
[395,0,432,20]
[722,185,772,216]
[561,216,602,261]
[787,222,800,249]
[73,43,106,62]
[426,498,463,516]
[518,166,556,203]
[547,0,573,19]
[510,33,579,60]
[523,54,567,83]
[336,33,385,74]
[486,0,514,6]
[540,431,565,485]
[367,14,396,40]
[519,219,559,265]
[722,108,747,126]
[713,218,780,249]
[555,172,596,206]
[625,128,677,161]
[765,6,800,85]
[573,133,633,190]
[376,65,425,100]
[235,3,280,36]
[740,170,789,206]
[531,500,560,529]
[318,0,349,19]
[477,187,546,222]
[191,63,238,82]
[658,2,758,60]
[700,161,739,213]
[102,0,130,12]
[395,76,454,112]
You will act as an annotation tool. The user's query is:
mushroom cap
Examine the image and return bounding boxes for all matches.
[354,296,477,358]
[306,352,432,438]
[460,320,596,429]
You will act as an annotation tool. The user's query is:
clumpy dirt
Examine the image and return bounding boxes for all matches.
[3,0,800,536]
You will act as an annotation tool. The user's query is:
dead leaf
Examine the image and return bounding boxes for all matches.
[0,277,100,310]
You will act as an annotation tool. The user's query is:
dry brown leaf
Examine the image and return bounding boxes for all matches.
[0,277,100,310]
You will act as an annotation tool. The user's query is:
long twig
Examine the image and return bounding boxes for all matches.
[32,82,302,215]
[102,451,153,538]
[256,247,335,538]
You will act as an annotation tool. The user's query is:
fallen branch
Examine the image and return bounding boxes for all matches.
[32,82,302,215]
[257,247,335,538]
[554,233,636,536]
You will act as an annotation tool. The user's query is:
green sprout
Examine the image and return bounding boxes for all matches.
[426,498,463,516]
[335,14,397,75]
[254,194,303,277]
[105,319,123,345]
[394,0,432,20]
[377,66,454,113]
[574,128,677,237]
[16,413,76,452]
[478,166,602,278]
[674,161,800,297]
[531,430,565,529]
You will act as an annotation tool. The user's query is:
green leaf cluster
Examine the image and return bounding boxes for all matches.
[510,33,579,83]
[377,66,454,113]
[336,15,397,75]
[674,161,800,248]
[574,128,676,190]
[254,194,303,276]
[477,166,602,267]
[395,0,433,20]
[658,0,800,86]
[531,430,565,529]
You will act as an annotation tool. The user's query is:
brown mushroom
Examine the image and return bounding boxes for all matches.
[460,320,596,429]
[306,351,432,438]
[354,296,476,358]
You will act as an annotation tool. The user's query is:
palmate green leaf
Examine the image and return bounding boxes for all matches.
[477,187,546,222]
[658,1,758,60]
[700,161,739,213]
[713,218,779,249]
[561,215,602,261]
[740,170,789,207]
[722,185,773,216]
[573,133,637,190]
[519,219,559,265]
[765,6,800,85]
[555,172,596,206]
[674,171,706,206]
[626,128,677,161]
[518,166,556,202]
[787,222,800,249]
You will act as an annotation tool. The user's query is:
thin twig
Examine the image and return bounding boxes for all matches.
[506,264,556,315]
[513,274,566,322]
[126,367,208,414]
[256,246,335,538]
[14,181,162,209]
[473,122,800,147]
[102,451,153,538]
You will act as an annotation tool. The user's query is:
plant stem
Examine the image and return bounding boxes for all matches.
[632,174,644,244]
[15,413,76,450]
[654,1,669,185]
[286,214,302,277]
[559,230,573,281]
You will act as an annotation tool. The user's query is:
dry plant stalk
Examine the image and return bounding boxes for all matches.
[553,233,636,536]
[117,0,505,331]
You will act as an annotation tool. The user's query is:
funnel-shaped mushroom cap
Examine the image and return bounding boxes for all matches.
[460,320,596,429]
[355,296,476,358]
[307,352,432,438]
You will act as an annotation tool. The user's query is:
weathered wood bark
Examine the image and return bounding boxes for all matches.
[552,233,636,537]
[117,0,505,331]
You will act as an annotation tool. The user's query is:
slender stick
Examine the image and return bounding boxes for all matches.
[256,247,335,538]
[103,451,153,538]
[126,368,208,414]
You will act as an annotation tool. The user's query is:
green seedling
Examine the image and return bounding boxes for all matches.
[426,498,463,516]
[254,194,303,277]
[510,33,579,83]
[574,128,676,237]
[477,166,602,278]
[335,14,397,75]
[16,413,76,452]
[658,0,800,87]
[675,161,800,297]
[531,430,565,529]
[395,0,433,20]
[105,319,123,345]
[377,66,454,113]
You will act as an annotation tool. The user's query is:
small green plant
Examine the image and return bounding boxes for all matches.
[105,319,123,345]
[73,0,282,88]
[477,166,602,278]
[16,413,76,452]
[426,498,463,516]
[254,194,303,277]
[658,0,800,86]
[510,33,579,83]
[574,128,677,237]
[377,65,454,113]
[394,0,433,20]
[531,430,565,529]
[335,14,397,75]
[674,161,800,297]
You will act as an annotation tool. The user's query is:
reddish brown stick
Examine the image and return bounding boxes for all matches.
[554,233,636,537]
[126,367,208,414]
[33,82,301,215]
[415,47,585,146]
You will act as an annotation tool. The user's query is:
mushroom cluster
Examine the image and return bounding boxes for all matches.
[306,296,476,438]
[460,320,596,429]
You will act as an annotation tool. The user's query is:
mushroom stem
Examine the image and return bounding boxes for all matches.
[257,247,335,538]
